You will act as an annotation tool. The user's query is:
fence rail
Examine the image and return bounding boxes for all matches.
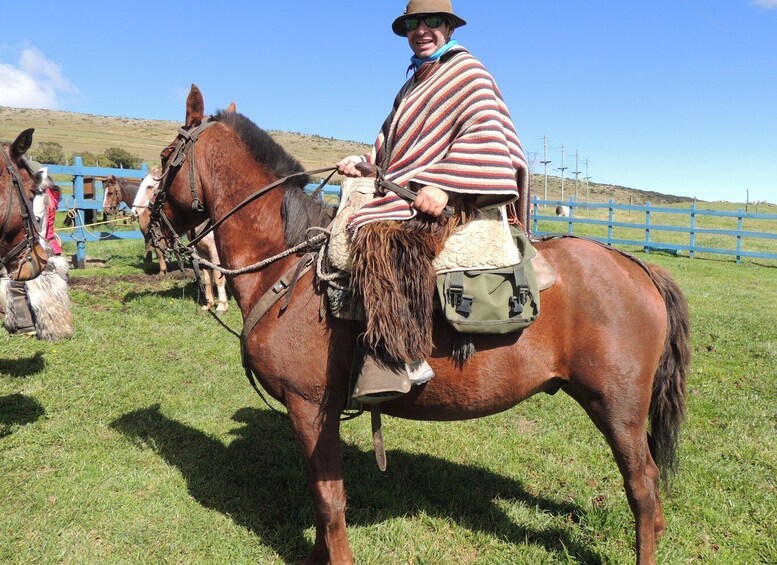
[532,196,777,264]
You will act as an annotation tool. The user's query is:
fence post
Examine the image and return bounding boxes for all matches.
[689,202,696,259]
[736,209,743,265]
[645,201,651,253]
[568,196,575,235]
[607,198,614,246]
[532,194,539,234]
[72,156,87,268]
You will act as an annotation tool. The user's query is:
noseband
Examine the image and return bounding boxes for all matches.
[0,146,46,281]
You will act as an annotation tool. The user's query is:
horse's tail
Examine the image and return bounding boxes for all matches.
[646,264,691,489]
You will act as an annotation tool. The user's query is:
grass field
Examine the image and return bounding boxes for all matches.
[1,239,776,564]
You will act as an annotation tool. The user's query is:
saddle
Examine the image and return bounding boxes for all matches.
[322,177,556,325]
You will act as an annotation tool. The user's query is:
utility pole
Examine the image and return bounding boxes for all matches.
[584,158,591,202]
[572,149,581,199]
[557,144,568,201]
[540,136,551,208]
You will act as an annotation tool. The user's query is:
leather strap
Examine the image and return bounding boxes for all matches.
[240,253,316,391]
[371,406,387,472]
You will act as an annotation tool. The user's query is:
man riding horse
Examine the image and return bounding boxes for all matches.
[336,0,529,403]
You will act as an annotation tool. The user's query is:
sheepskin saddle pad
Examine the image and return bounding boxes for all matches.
[327,178,520,274]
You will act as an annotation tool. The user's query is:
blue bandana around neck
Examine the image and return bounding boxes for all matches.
[410,39,459,69]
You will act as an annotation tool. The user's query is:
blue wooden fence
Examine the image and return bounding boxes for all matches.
[531,196,777,264]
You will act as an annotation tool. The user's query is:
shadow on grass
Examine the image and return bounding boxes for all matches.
[0,394,45,437]
[127,259,184,275]
[111,405,600,564]
[121,278,212,312]
[0,351,46,377]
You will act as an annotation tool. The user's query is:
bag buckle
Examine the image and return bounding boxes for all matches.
[447,283,473,317]
[456,295,473,316]
[510,288,530,317]
[447,284,463,307]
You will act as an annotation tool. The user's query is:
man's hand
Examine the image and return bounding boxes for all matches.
[412,186,449,217]
[336,155,366,177]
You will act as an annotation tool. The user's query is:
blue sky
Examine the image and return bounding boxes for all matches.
[1,1,775,203]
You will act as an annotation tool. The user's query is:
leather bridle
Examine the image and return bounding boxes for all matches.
[149,117,336,260]
[0,145,47,281]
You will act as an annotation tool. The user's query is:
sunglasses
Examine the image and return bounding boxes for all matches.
[403,15,447,32]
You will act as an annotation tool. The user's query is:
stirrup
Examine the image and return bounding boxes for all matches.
[352,353,411,404]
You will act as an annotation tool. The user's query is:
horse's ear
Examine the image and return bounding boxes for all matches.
[226,102,237,113]
[10,128,34,161]
[185,84,205,127]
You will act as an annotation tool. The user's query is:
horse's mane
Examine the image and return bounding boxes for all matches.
[213,110,333,246]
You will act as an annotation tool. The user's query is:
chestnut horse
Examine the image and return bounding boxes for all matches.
[1,129,73,340]
[1,129,49,282]
[150,85,690,564]
[102,175,142,216]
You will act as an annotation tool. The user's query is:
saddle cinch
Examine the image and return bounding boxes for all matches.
[323,177,557,334]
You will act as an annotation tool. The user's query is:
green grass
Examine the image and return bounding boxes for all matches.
[2,240,776,564]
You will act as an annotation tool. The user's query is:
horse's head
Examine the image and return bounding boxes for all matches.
[102,175,122,215]
[151,84,324,261]
[151,85,213,239]
[1,129,50,281]
[131,170,161,218]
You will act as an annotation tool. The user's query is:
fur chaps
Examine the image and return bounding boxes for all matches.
[351,217,454,365]
[1,256,73,341]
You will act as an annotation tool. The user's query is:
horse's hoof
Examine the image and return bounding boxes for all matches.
[216,304,228,313]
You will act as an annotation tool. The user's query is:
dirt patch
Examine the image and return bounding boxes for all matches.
[68,270,195,300]
[69,270,189,289]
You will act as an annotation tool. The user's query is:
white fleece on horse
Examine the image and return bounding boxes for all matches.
[1,256,73,341]
[432,207,520,273]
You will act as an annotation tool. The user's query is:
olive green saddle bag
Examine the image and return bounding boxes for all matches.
[436,226,540,334]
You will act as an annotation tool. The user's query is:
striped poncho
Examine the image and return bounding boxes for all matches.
[348,46,528,230]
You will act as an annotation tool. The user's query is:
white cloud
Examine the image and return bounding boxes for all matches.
[0,46,77,109]
[751,0,777,9]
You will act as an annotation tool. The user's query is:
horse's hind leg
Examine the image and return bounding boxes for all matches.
[567,384,663,565]
[286,395,354,565]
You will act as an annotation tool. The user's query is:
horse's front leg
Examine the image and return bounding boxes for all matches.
[201,269,215,310]
[286,394,353,565]
[214,271,229,313]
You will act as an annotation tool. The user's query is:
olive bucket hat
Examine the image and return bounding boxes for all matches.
[391,0,467,36]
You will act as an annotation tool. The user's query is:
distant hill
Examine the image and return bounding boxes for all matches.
[1,106,694,205]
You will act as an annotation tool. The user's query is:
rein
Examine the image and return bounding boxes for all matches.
[0,146,43,279]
